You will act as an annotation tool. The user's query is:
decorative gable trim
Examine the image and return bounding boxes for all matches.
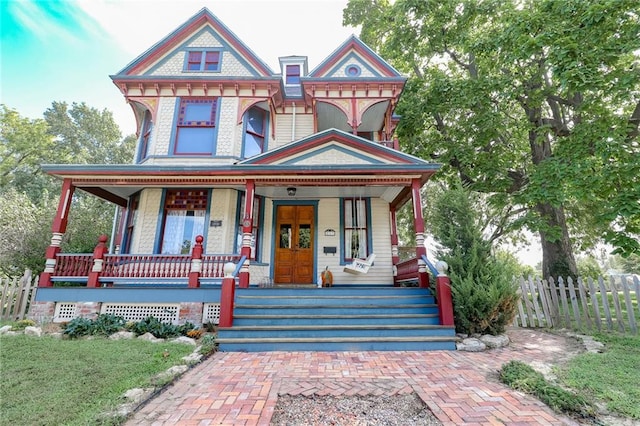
[309,35,401,78]
[115,8,273,77]
[240,129,424,166]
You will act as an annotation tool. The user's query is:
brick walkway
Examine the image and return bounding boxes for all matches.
[126,329,583,425]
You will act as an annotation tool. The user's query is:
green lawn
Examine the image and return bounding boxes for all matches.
[558,333,640,420]
[0,335,194,425]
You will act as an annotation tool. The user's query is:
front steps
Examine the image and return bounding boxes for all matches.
[216,286,457,351]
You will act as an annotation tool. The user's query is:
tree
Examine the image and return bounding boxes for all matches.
[43,101,135,165]
[344,0,640,278]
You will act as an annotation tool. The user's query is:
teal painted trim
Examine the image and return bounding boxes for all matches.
[233,190,242,253]
[339,198,372,265]
[145,26,261,77]
[270,200,319,282]
[203,189,212,250]
[153,189,168,253]
[240,106,270,159]
[167,98,221,157]
[34,287,221,303]
[280,144,384,165]
[182,47,223,73]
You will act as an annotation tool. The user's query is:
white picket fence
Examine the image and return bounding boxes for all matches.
[514,275,640,335]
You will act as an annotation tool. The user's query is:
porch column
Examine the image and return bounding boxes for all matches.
[390,207,400,287]
[411,178,429,288]
[239,180,255,288]
[39,179,75,287]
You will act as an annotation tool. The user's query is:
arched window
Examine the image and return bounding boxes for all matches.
[242,106,267,158]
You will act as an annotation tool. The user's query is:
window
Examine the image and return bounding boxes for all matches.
[357,131,374,141]
[160,190,208,254]
[236,194,261,260]
[138,111,152,162]
[174,98,218,155]
[122,194,140,254]
[186,50,221,72]
[285,64,300,85]
[242,107,267,158]
[343,198,369,261]
[345,64,361,77]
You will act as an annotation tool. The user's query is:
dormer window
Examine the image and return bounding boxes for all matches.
[285,65,300,85]
[186,50,221,72]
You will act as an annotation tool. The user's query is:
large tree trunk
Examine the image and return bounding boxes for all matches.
[536,202,578,279]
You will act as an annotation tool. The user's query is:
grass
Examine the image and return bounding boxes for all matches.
[500,332,640,422]
[499,361,596,420]
[558,333,640,419]
[0,334,194,425]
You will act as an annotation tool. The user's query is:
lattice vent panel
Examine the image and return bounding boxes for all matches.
[203,303,220,325]
[53,303,77,322]
[101,304,179,324]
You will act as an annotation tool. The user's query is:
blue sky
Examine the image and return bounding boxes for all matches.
[1,0,354,135]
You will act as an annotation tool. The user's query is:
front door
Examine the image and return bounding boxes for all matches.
[274,205,314,284]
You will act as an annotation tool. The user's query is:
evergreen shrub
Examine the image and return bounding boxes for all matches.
[429,183,519,335]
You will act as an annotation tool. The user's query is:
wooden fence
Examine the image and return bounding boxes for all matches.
[1,270,38,321]
[514,275,640,335]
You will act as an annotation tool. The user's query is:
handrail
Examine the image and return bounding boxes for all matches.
[232,256,247,277]
[421,254,439,277]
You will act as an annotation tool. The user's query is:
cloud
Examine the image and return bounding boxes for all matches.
[7,0,105,46]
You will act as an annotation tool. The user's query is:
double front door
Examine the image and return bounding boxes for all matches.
[274,205,314,284]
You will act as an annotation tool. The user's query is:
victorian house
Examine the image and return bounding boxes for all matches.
[30,8,455,350]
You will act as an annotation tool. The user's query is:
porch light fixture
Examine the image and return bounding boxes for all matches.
[287,187,296,196]
[324,229,336,236]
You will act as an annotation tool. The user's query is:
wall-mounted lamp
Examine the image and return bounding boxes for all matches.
[287,187,296,196]
[324,229,336,236]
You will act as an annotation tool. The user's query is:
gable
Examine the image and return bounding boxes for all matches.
[240,129,428,167]
[309,36,401,79]
[115,8,273,78]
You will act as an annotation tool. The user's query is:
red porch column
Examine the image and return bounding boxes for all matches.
[411,179,429,288]
[188,235,203,288]
[435,261,454,326]
[239,180,255,288]
[219,262,237,327]
[39,179,75,287]
[87,235,108,288]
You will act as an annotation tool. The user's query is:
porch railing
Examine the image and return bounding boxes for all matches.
[102,254,192,278]
[394,257,419,284]
[53,254,93,277]
[202,254,242,278]
[44,235,243,287]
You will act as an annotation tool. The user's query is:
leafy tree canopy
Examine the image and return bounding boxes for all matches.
[345,0,640,277]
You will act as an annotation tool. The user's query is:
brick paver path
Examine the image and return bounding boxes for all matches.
[126,329,583,425]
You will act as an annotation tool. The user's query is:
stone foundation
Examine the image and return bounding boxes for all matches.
[179,302,204,325]
[27,301,55,323]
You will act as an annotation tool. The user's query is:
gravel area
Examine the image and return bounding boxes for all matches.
[270,393,442,425]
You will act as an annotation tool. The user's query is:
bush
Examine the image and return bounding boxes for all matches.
[91,313,125,336]
[499,361,595,418]
[199,334,217,355]
[11,319,36,330]
[63,317,95,339]
[429,183,519,335]
[63,315,200,339]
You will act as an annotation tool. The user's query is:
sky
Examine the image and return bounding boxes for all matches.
[1,0,357,135]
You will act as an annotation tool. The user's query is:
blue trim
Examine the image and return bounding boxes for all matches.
[339,197,372,264]
[344,63,362,77]
[233,256,246,276]
[168,97,221,157]
[422,254,439,277]
[154,189,212,253]
[35,287,222,303]
[280,143,384,165]
[240,106,270,159]
[145,26,261,77]
[153,190,167,253]
[182,47,223,73]
[270,200,319,283]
